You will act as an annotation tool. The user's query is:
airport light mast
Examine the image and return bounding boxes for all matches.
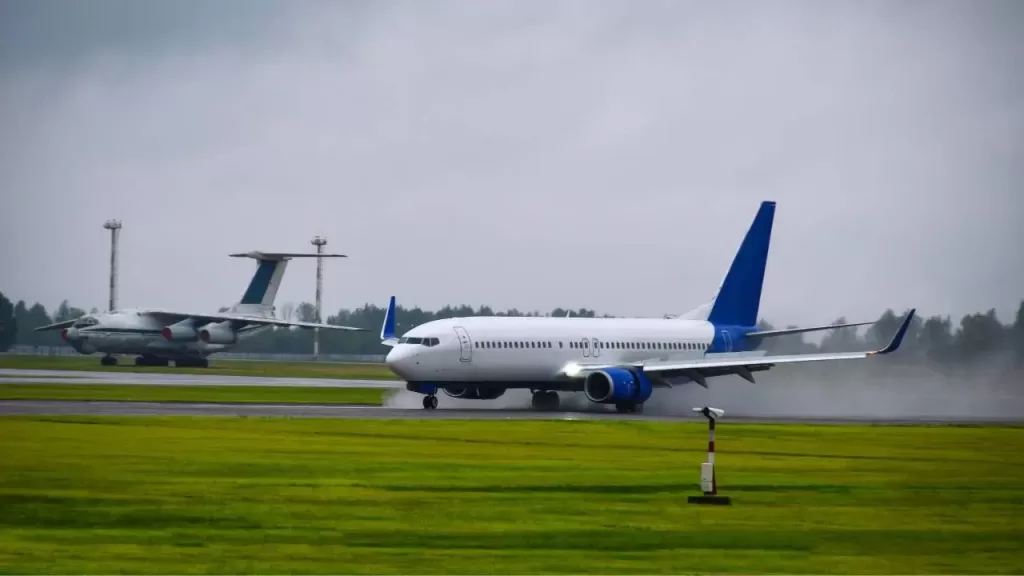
[311,235,327,360]
[103,219,122,313]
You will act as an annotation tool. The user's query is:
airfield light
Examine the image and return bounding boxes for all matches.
[311,236,328,360]
[688,405,732,505]
[103,219,122,313]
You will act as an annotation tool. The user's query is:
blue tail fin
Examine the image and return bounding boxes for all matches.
[707,201,775,327]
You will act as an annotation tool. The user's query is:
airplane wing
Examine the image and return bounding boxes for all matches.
[559,309,916,387]
[137,308,367,331]
[33,319,78,332]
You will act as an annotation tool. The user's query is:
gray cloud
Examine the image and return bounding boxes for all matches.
[2,0,1022,326]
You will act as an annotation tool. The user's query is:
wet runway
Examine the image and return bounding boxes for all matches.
[1,399,1021,424]
[0,369,400,388]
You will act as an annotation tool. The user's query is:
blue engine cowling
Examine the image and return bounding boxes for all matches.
[583,367,653,404]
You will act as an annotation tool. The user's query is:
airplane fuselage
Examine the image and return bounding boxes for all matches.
[385,316,749,385]
[62,309,268,359]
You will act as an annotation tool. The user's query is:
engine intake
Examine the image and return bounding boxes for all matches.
[583,368,653,404]
[198,322,238,345]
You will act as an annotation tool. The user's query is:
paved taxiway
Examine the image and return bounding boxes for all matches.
[0,369,400,388]
[1,399,1021,424]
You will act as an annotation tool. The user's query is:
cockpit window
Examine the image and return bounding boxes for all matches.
[398,336,439,347]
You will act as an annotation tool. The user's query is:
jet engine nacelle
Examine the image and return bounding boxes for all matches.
[198,322,237,345]
[162,322,199,342]
[442,385,507,400]
[583,367,653,404]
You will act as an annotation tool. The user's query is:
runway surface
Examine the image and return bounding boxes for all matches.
[1,399,1021,424]
[0,368,399,388]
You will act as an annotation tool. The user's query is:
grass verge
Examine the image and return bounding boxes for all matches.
[0,354,398,380]
[0,417,1022,574]
[0,384,387,405]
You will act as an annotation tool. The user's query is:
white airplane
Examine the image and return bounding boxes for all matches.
[34,251,366,367]
[380,200,916,412]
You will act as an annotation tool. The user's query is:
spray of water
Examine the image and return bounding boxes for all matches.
[383,357,1024,421]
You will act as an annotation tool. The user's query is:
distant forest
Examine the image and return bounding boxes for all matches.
[1,290,1022,367]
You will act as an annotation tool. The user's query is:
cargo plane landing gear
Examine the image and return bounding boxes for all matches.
[134,355,169,367]
[422,395,439,410]
[100,355,117,367]
[531,390,560,411]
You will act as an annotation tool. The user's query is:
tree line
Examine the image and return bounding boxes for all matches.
[1,290,1022,367]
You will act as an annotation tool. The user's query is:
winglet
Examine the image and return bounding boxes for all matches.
[870,308,916,355]
[380,296,398,346]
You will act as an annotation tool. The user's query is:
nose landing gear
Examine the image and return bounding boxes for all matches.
[422,395,439,410]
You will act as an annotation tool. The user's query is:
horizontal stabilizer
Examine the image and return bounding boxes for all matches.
[746,320,875,338]
[230,251,347,260]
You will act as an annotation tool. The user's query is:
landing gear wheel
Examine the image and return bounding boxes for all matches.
[615,402,638,414]
[100,355,117,367]
[545,391,560,411]
[422,395,438,410]
[531,391,560,411]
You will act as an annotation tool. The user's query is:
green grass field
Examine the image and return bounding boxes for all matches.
[1,417,1021,574]
[0,354,398,380]
[0,384,388,405]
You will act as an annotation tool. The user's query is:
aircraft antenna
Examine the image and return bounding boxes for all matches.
[103,219,122,312]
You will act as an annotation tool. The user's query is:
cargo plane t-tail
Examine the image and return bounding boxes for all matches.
[34,251,367,367]
[379,201,915,412]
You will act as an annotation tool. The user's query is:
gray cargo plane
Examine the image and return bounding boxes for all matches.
[34,251,366,367]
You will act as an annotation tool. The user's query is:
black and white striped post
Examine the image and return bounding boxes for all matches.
[688,406,732,505]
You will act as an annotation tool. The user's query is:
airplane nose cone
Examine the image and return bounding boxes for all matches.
[385,346,418,379]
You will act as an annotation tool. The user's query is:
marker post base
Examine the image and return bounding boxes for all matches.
[687,495,732,505]
[688,407,732,505]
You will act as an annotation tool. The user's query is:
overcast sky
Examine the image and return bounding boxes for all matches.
[1,0,1022,326]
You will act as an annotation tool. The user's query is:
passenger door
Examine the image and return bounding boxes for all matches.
[453,326,473,362]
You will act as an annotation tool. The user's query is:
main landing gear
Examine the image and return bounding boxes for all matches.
[422,395,439,410]
[134,355,169,367]
[129,356,209,368]
[615,402,644,414]
[531,390,560,411]
[100,355,117,367]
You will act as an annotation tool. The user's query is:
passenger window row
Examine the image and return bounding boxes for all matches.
[472,340,708,351]
[475,341,553,349]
